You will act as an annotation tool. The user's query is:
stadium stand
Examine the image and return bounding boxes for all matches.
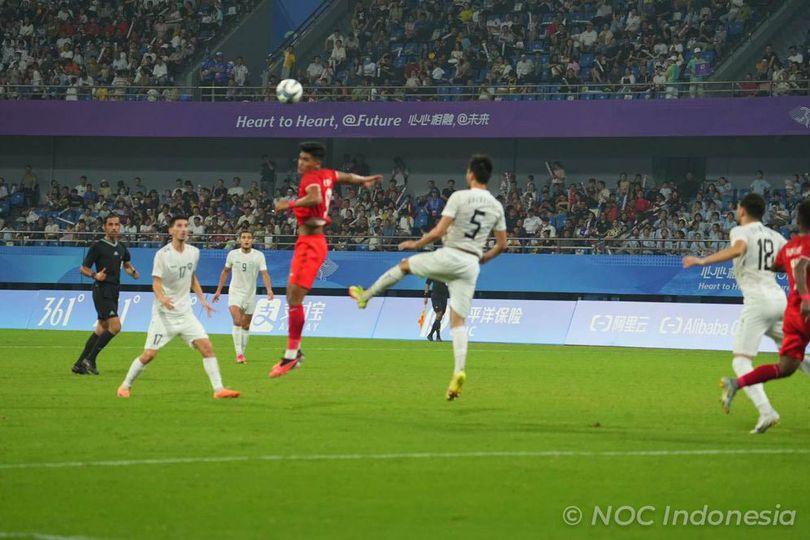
[1,160,806,255]
[0,0,259,101]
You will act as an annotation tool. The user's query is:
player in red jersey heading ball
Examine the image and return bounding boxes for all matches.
[722,200,810,415]
[269,142,382,378]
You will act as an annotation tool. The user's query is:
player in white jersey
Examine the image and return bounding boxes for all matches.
[349,155,507,400]
[683,193,810,432]
[116,216,240,399]
[213,230,274,364]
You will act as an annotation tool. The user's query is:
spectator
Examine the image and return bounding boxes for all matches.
[750,170,771,195]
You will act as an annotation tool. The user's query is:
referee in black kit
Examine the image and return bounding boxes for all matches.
[71,215,140,374]
[424,278,449,342]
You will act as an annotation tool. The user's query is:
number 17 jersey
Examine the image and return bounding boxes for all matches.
[441,188,506,258]
[729,222,786,300]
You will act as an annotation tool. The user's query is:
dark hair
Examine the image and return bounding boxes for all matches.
[468,154,493,184]
[104,214,120,224]
[738,193,765,220]
[239,229,253,237]
[299,142,326,161]
[169,215,188,227]
[798,201,810,231]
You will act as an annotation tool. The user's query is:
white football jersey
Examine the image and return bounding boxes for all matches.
[729,222,786,299]
[225,248,267,296]
[151,242,200,315]
[441,188,506,258]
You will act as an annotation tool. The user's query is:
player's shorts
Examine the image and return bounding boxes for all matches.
[732,296,786,357]
[408,247,480,318]
[780,308,810,361]
[145,310,208,351]
[228,290,257,315]
[92,283,120,320]
[431,295,448,313]
[289,234,328,290]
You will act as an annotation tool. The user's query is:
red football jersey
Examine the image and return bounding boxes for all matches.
[775,234,810,310]
[294,168,337,226]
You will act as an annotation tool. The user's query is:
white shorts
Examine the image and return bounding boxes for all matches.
[145,310,209,350]
[408,247,480,318]
[732,296,786,357]
[228,291,257,315]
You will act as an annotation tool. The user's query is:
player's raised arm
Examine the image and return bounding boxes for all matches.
[336,171,383,189]
[398,216,453,251]
[275,183,322,212]
[682,240,747,268]
[480,229,508,265]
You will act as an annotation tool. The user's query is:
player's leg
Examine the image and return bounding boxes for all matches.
[271,235,326,377]
[191,337,239,399]
[239,297,256,362]
[444,259,479,401]
[118,316,173,397]
[721,313,807,413]
[730,304,777,421]
[350,259,411,308]
[228,304,245,362]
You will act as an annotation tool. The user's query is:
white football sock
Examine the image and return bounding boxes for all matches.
[363,265,405,300]
[232,326,243,355]
[203,357,224,391]
[241,328,250,354]
[122,357,146,388]
[733,356,774,415]
[451,326,468,374]
[283,348,298,360]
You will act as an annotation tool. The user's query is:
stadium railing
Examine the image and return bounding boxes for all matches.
[1,80,807,102]
[0,231,723,255]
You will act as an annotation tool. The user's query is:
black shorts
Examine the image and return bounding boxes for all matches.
[92,284,120,320]
[431,296,448,313]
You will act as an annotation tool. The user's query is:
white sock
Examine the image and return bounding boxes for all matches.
[241,328,250,354]
[363,265,405,300]
[203,357,224,391]
[450,326,468,374]
[122,357,146,388]
[284,348,298,360]
[733,356,774,415]
[800,358,810,378]
[232,326,243,355]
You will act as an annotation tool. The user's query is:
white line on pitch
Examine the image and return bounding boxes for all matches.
[0,533,103,540]
[0,345,520,353]
[1,448,807,471]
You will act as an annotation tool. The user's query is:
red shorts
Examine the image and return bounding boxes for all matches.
[289,234,328,290]
[779,309,810,360]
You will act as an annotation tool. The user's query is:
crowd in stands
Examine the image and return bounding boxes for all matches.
[0,0,257,101]
[739,36,810,97]
[276,0,786,101]
[1,157,807,255]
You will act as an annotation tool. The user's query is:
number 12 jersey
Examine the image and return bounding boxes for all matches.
[729,222,786,300]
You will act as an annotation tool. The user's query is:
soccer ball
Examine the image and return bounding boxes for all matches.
[276,79,304,104]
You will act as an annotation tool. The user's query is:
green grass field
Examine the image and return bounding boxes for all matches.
[2,329,810,539]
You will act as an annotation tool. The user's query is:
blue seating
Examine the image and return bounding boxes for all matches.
[580,53,594,68]
[10,192,24,207]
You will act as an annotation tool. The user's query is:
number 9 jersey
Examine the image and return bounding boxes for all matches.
[441,188,506,258]
[293,168,338,227]
[729,222,786,300]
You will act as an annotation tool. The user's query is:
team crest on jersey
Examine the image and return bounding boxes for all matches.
[186,263,193,270]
